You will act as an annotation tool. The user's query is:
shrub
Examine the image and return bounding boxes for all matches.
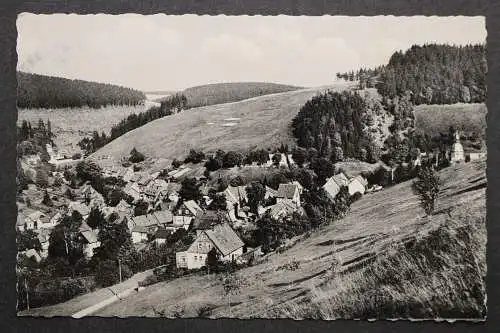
[129,147,145,163]
[412,166,440,215]
[72,153,82,160]
[95,259,119,287]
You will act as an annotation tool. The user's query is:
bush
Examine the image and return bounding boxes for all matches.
[129,147,145,163]
[72,153,82,160]
[95,260,119,287]
[351,192,363,203]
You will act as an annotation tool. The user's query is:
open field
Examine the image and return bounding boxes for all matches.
[91,83,356,168]
[18,105,150,151]
[151,82,302,107]
[26,159,484,318]
[414,103,487,137]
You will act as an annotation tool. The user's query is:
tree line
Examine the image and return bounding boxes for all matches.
[78,94,187,155]
[17,72,146,109]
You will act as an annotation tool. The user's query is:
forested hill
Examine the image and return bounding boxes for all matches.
[376,44,487,105]
[17,72,146,109]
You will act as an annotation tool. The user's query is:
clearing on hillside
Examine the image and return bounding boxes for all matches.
[91,83,356,168]
[153,82,303,108]
[414,103,486,137]
[18,105,150,151]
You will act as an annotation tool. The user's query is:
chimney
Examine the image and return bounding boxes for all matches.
[233,203,239,219]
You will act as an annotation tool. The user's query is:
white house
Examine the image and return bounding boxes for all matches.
[176,223,244,270]
[78,226,100,258]
[348,175,368,196]
[322,172,349,201]
[173,200,203,228]
[68,202,91,219]
[261,199,298,220]
[24,211,49,230]
[468,152,487,161]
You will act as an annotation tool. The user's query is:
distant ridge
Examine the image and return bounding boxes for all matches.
[17,71,145,109]
[151,82,303,108]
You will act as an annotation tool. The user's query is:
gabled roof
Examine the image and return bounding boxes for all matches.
[204,223,244,257]
[224,186,248,204]
[131,225,151,234]
[350,175,368,187]
[183,200,203,216]
[277,184,299,199]
[80,229,98,244]
[131,214,158,228]
[27,211,46,221]
[153,210,173,224]
[265,186,278,198]
[69,202,90,216]
[331,172,349,187]
[266,199,297,218]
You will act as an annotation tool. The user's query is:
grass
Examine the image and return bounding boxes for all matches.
[91,83,355,168]
[18,105,149,151]
[49,159,484,319]
[271,207,486,320]
[181,82,302,108]
[414,103,486,138]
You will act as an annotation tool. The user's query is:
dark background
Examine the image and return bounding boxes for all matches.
[0,1,498,332]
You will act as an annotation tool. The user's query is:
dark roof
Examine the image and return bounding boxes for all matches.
[205,223,244,257]
[154,228,170,239]
[192,210,228,230]
[277,184,299,199]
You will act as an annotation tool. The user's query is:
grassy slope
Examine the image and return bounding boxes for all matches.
[91,83,355,168]
[152,82,302,107]
[88,159,485,319]
[414,103,487,137]
[18,105,149,151]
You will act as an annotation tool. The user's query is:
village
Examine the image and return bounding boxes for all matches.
[16,124,485,274]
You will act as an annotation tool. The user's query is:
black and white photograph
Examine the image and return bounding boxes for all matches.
[15,14,487,320]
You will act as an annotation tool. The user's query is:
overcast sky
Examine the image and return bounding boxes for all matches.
[17,14,486,92]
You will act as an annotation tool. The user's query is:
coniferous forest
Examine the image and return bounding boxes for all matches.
[17,72,146,109]
[337,44,486,105]
[376,44,487,105]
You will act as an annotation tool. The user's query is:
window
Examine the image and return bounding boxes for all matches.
[194,256,198,261]
[198,243,203,250]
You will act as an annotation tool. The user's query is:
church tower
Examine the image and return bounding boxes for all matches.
[450,131,465,164]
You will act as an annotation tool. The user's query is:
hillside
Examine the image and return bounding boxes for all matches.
[22,159,485,318]
[376,44,487,104]
[17,105,150,152]
[96,160,486,318]
[414,103,487,138]
[17,72,145,109]
[179,82,302,108]
[90,83,355,168]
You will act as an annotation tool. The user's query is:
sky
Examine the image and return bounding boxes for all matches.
[17,14,486,92]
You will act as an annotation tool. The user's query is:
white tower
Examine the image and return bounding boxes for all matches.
[450,131,465,164]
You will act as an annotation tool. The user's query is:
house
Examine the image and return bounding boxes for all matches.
[223,185,248,215]
[25,211,49,230]
[276,183,301,207]
[261,199,299,220]
[24,248,42,263]
[143,179,169,202]
[173,200,203,227]
[68,202,91,219]
[16,214,26,232]
[37,230,51,258]
[176,223,244,270]
[153,228,170,246]
[348,175,368,197]
[129,210,174,243]
[468,152,487,161]
[264,186,278,200]
[123,182,142,201]
[322,172,349,201]
[266,153,296,168]
[191,210,230,231]
[79,228,101,258]
[39,211,61,229]
[168,167,192,181]
[239,246,263,264]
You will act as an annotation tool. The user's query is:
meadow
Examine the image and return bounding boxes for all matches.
[414,103,487,137]
[18,105,149,151]
[91,82,356,167]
